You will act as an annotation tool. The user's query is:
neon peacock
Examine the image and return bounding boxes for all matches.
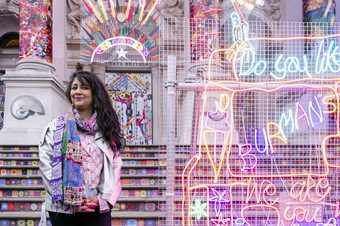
[80,0,159,63]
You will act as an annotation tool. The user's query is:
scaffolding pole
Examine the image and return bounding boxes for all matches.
[165,55,176,226]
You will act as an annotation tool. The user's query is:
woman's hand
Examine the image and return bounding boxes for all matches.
[79,197,98,212]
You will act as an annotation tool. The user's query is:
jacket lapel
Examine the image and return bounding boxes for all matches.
[95,132,113,163]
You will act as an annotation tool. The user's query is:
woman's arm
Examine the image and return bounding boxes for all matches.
[38,122,54,195]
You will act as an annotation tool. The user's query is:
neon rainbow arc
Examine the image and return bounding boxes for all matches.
[79,0,159,63]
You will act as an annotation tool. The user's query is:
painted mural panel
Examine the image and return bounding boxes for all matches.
[105,72,152,145]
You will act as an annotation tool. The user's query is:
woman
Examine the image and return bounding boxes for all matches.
[39,70,123,226]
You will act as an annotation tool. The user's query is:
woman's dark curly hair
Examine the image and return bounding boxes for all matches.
[66,70,124,153]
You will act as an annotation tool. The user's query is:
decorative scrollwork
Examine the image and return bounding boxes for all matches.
[159,0,184,17]
[67,0,81,33]
[0,0,19,16]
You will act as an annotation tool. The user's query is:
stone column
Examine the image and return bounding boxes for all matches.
[18,0,54,71]
[53,0,66,81]
[0,0,70,145]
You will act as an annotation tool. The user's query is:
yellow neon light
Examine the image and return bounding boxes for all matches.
[97,0,108,22]
[108,0,116,18]
[138,0,146,22]
[141,0,158,25]
[83,0,104,23]
[266,121,288,146]
[323,95,337,114]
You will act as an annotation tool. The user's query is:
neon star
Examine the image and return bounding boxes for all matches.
[211,214,230,226]
[191,199,208,220]
[116,47,128,60]
[209,188,230,216]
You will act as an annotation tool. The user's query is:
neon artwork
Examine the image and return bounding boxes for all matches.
[240,204,280,226]
[254,128,271,155]
[284,206,322,223]
[235,38,340,80]
[245,179,278,206]
[211,214,230,226]
[190,199,208,220]
[91,36,148,63]
[234,218,249,226]
[209,188,230,216]
[278,95,325,138]
[316,218,337,226]
[181,9,340,226]
[80,0,159,63]
[289,176,331,203]
[267,122,288,145]
[322,95,337,114]
[238,144,257,172]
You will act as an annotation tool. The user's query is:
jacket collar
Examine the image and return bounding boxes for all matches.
[95,131,103,140]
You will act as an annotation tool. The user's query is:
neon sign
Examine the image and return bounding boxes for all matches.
[278,95,325,139]
[91,36,149,62]
[181,5,340,225]
[235,38,340,80]
[229,10,340,80]
[181,29,340,226]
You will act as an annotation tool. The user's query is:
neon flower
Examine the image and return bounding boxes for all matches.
[209,188,230,216]
[190,199,208,220]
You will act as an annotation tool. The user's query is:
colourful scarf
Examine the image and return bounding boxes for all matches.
[50,109,97,206]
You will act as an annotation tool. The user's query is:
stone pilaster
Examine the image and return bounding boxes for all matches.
[0,69,69,145]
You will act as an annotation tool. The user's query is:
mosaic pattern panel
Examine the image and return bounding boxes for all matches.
[105,72,152,145]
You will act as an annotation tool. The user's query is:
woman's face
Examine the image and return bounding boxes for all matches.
[70,77,93,112]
